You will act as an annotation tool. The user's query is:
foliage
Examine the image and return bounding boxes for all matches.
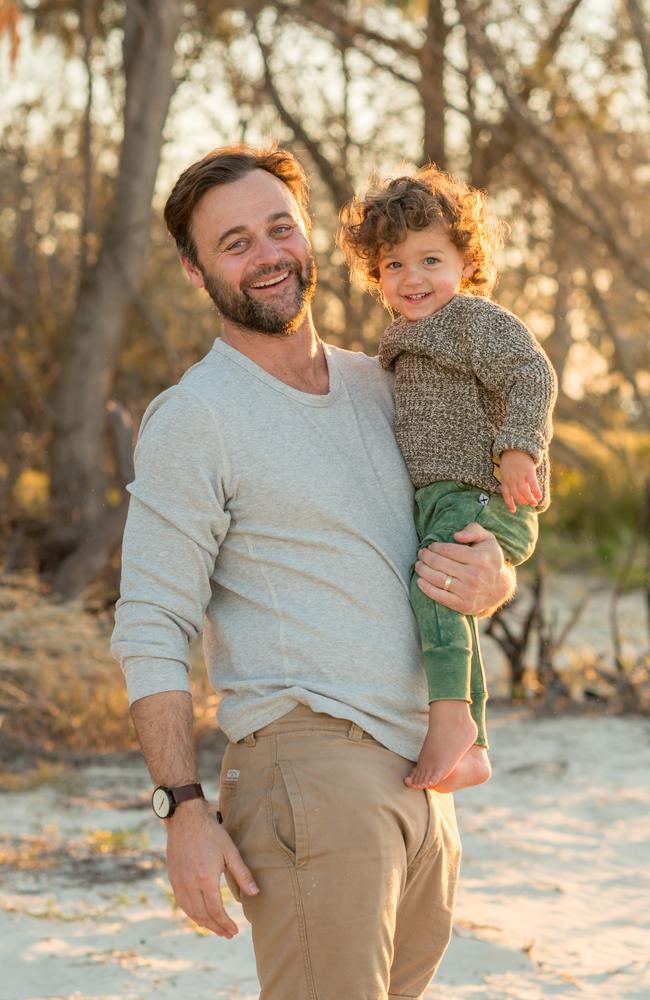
[83,827,150,854]
[543,423,649,576]
[0,574,219,754]
[486,567,650,710]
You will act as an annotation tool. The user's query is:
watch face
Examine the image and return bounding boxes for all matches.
[152,787,172,818]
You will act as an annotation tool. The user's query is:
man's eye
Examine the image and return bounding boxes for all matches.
[226,239,247,252]
[273,225,293,235]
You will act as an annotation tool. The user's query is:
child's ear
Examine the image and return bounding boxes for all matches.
[462,259,475,280]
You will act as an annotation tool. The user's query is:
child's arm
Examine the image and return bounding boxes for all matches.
[466,301,558,483]
[497,448,542,513]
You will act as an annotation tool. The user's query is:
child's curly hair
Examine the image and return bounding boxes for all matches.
[338,165,508,301]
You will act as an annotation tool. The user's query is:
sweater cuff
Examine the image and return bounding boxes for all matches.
[122,656,191,706]
[493,431,545,464]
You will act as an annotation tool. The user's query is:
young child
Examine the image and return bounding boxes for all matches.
[338,166,557,793]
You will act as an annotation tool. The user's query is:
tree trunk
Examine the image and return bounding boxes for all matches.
[419,0,448,167]
[47,0,181,594]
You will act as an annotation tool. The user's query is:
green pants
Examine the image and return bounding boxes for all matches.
[410,480,538,747]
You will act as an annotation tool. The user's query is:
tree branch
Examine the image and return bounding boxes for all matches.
[272,0,421,60]
[512,141,650,292]
[250,17,353,205]
[627,0,650,101]
[455,0,650,290]
[79,0,94,273]
[530,0,585,85]
[586,280,649,420]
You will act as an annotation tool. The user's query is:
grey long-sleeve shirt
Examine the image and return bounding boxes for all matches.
[111,339,431,761]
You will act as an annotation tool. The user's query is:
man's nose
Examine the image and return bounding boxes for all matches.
[250,235,284,268]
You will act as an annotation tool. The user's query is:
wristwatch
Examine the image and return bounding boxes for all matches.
[151,782,205,819]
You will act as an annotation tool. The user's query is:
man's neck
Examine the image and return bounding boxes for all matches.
[219,312,329,395]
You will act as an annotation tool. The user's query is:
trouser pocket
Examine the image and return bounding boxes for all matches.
[269,759,309,867]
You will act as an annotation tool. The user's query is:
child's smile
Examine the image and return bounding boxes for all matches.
[378,224,474,321]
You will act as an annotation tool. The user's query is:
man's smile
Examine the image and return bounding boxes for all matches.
[247,269,292,291]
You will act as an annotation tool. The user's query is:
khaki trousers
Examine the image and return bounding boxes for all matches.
[218,705,461,1000]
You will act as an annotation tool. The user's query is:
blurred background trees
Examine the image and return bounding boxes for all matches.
[1,0,649,601]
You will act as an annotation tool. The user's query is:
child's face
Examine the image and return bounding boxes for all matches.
[378,225,473,321]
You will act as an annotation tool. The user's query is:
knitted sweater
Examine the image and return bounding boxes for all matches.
[379,293,557,510]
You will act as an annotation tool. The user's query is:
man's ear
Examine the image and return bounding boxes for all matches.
[179,255,206,289]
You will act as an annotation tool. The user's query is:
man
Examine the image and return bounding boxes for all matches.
[111,144,513,999]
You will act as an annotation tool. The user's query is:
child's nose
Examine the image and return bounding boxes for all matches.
[401,263,421,284]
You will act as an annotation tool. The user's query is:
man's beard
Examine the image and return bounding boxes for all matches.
[202,255,317,336]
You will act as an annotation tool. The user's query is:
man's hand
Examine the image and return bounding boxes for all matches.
[498,449,541,513]
[129,692,257,938]
[414,522,515,617]
[165,799,259,938]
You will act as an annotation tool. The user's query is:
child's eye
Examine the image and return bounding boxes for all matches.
[385,261,401,270]
[424,256,440,265]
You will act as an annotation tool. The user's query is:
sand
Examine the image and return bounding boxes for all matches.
[2,705,650,1000]
[432,708,650,999]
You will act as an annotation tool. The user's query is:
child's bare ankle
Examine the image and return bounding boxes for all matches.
[434,746,491,794]
[428,700,477,735]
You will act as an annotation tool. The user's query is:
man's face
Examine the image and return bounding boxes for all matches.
[183,170,317,336]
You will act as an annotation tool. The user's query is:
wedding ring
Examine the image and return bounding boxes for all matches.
[443,575,454,592]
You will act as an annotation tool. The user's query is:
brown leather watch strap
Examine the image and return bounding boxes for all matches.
[170,783,205,805]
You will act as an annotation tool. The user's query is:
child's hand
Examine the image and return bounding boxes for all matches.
[498,449,542,513]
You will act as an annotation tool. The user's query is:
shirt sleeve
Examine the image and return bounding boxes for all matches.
[467,307,558,463]
[111,386,232,704]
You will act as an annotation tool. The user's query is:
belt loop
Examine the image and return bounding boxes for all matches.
[242,732,256,747]
[348,722,364,742]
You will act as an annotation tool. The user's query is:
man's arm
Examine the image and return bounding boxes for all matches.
[414,522,515,617]
[112,391,259,936]
[131,691,259,938]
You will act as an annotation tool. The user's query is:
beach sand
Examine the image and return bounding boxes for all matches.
[2,705,649,1000]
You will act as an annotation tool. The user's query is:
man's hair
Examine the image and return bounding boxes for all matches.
[338,164,508,299]
[164,143,311,267]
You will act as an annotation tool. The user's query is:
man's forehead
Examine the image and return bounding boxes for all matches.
[193,170,301,235]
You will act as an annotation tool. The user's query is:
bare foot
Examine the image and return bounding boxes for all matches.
[434,745,492,793]
[404,701,477,790]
